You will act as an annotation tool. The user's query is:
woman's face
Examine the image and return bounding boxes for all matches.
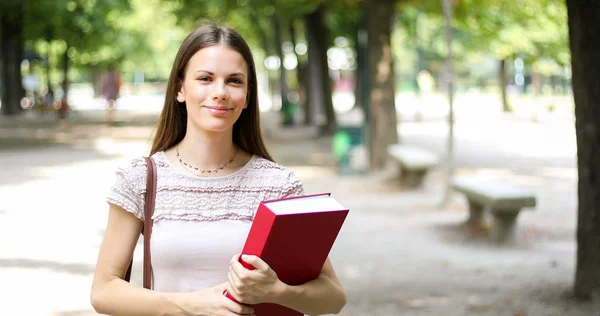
[177,44,249,134]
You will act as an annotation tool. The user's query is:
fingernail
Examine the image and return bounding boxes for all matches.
[241,255,250,260]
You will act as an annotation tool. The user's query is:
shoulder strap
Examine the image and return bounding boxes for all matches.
[123,157,157,289]
[142,157,157,289]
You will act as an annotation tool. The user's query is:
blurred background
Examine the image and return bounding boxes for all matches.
[1,0,599,315]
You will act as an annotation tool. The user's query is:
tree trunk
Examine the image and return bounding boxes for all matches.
[365,0,398,169]
[298,63,311,125]
[92,69,101,98]
[499,58,511,112]
[305,5,336,135]
[44,27,55,99]
[414,11,425,121]
[354,12,366,114]
[248,7,278,114]
[45,42,54,98]
[272,11,292,126]
[58,46,70,119]
[566,0,600,300]
[441,0,455,207]
[289,20,309,125]
[531,71,542,122]
[533,71,542,95]
[0,2,25,116]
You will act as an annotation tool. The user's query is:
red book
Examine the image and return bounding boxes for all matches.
[226,193,349,316]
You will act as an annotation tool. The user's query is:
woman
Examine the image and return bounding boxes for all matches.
[91,24,347,316]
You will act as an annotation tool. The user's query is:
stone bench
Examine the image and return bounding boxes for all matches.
[452,177,536,244]
[387,144,439,188]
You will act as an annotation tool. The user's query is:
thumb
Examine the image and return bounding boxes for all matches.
[241,254,269,271]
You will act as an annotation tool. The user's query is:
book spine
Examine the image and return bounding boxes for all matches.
[240,202,277,270]
[224,203,277,304]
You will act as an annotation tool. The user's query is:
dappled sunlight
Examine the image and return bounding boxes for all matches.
[2,0,596,314]
[0,268,95,315]
[395,91,574,122]
[401,118,576,161]
[455,168,545,188]
[91,137,150,157]
[538,167,577,180]
[288,165,337,179]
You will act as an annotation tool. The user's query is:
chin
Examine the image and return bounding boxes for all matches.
[193,121,235,133]
[188,114,241,133]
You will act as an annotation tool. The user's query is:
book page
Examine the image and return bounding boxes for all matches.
[265,195,346,215]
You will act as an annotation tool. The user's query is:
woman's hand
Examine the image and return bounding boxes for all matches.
[175,282,255,316]
[226,253,286,305]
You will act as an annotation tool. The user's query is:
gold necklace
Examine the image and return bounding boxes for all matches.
[176,146,237,176]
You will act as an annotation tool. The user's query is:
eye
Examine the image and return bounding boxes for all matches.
[228,78,243,84]
[197,77,211,82]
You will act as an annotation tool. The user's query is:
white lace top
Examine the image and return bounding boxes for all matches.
[107,151,305,292]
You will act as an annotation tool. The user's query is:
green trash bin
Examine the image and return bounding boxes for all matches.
[333,124,367,174]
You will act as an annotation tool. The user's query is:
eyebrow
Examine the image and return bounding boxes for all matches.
[194,69,246,77]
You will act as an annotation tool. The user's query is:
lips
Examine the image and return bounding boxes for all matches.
[203,105,233,116]
[203,105,232,110]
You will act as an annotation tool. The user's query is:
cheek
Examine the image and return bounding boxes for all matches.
[237,90,249,107]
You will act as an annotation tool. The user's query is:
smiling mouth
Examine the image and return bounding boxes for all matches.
[203,106,232,111]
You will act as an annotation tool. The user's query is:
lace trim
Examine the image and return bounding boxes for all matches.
[107,152,304,223]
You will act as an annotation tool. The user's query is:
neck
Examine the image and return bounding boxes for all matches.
[177,129,236,169]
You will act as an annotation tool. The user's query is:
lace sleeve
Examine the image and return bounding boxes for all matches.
[106,158,145,220]
[281,170,305,198]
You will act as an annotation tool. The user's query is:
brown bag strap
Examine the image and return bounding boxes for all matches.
[142,157,157,289]
[124,157,157,289]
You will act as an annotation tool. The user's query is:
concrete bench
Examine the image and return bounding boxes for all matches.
[387,144,439,188]
[452,177,536,244]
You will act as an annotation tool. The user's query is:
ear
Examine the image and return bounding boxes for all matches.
[176,86,185,103]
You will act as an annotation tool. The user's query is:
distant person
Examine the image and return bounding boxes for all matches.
[90,24,347,316]
[102,66,122,124]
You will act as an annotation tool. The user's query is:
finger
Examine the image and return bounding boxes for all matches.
[230,259,251,281]
[224,298,254,315]
[230,253,242,266]
[227,269,240,292]
[225,282,243,304]
[241,254,270,272]
[223,289,254,314]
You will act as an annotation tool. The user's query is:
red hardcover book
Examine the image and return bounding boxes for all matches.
[226,193,349,316]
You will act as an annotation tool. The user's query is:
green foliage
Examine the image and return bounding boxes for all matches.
[452,0,569,67]
[391,0,569,90]
[12,0,569,88]
[20,0,134,85]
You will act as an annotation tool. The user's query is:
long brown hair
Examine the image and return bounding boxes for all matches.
[150,24,273,161]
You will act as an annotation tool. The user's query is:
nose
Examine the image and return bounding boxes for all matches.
[211,81,229,101]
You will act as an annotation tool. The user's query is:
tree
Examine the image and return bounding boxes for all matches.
[451,0,569,112]
[168,0,342,132]
[37,0,131,111]
[0,0,25,116]
[305,4,337,134]
[441,0,455,207]
[0,0,133,117]
[566,0,600,300]
[365,0,399,169]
